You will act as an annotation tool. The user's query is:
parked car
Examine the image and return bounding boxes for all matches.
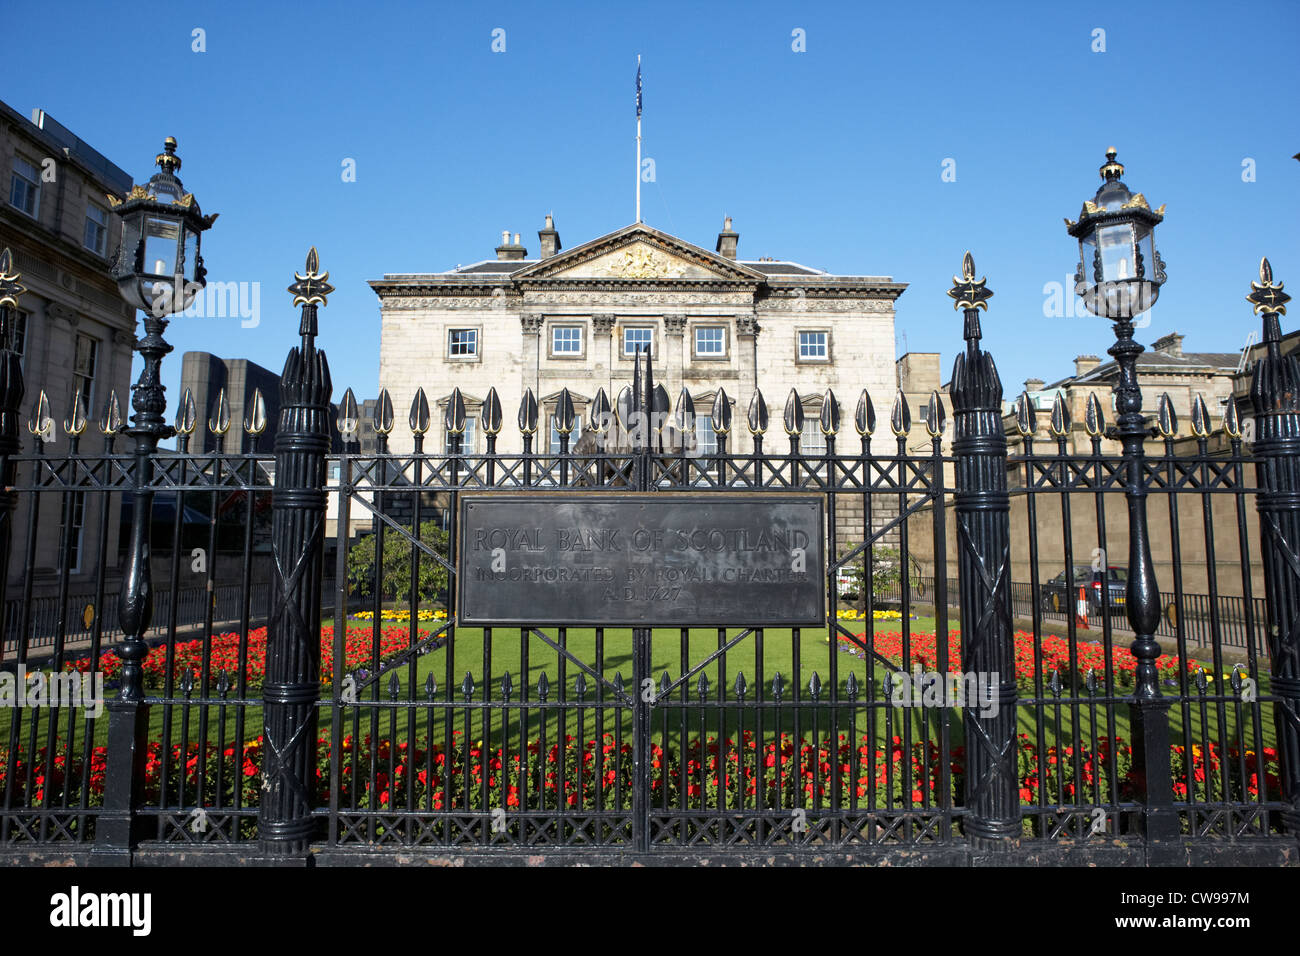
[1039,565,1127,616]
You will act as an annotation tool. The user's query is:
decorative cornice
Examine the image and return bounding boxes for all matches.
[758,297,894,313]
[524,290,756,307]
[381,296,519,311]
[762,283,907,301]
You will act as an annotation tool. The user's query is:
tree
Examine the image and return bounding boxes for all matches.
[842,544,917,602]
[346,521,450,605]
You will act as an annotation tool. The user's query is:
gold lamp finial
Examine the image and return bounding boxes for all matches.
[1100,147,1125,181]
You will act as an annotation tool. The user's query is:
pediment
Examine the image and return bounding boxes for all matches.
[540,389,592,406]
[513,224,765,283]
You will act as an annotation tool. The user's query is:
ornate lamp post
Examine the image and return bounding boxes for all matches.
[1066,149,1177,843]
[95,140,216,859]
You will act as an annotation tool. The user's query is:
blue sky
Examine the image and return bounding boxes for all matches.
[7,0,1299,422]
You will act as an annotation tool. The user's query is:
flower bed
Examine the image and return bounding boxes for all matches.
[64,624,428,691]
[835,609,904,622]
[351,609,447,623]
[840,629,1199,688]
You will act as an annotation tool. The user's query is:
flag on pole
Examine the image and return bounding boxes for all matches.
[636,59,642,118]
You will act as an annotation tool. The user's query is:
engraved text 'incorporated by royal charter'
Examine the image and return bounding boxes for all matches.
[457,494,825,626]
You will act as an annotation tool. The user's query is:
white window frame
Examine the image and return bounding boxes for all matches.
[800,418,828,456]
[9,156,40,219]
[694,414,718,456]
[693,325,727,359]
[445,416,477,454]
[622,326,654,358]
[447,327,480,359]
[797,330,829,363]
[549,413,584,455]
[550,324,584,358]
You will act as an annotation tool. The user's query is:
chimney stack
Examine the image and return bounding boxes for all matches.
[495,229,528,261]
[1151,332,1184,357]
[538,214,562,258]
[1073,354,1101,377]
[1024,377,1045,393]
[715,216,738,259]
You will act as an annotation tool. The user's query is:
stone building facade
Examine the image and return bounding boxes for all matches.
[370,217,906,554]
[371,218,905,459]
[0,100,136,589]
[1005,332,1239,455]
[179,352,281,454]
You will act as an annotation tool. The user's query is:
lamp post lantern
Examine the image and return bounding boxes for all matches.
[1066,147,1165,321]
[108,137,217,316]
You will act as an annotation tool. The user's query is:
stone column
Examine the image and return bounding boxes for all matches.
[592,313,615,394]
[520,314,543,402]
[663,313,686,404]
[735,312,760,408]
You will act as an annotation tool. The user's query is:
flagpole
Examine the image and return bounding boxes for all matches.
[635,54,642,223]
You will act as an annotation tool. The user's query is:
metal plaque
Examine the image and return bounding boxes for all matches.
[457,493,825,627]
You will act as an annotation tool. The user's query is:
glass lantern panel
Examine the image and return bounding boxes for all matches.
[143,218,181,277]
[118,215,143,268]
[150,177,183,204]
[1134,221,1156,281]
[1078,233,1097,286]
[182,228,199,282]
[1097,222,1135,282]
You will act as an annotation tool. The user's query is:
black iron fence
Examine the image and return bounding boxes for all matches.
[3,582,271,657]
[0,251,1297,865]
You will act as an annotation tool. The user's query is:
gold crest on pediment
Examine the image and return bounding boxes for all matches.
[604,245,687,279]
